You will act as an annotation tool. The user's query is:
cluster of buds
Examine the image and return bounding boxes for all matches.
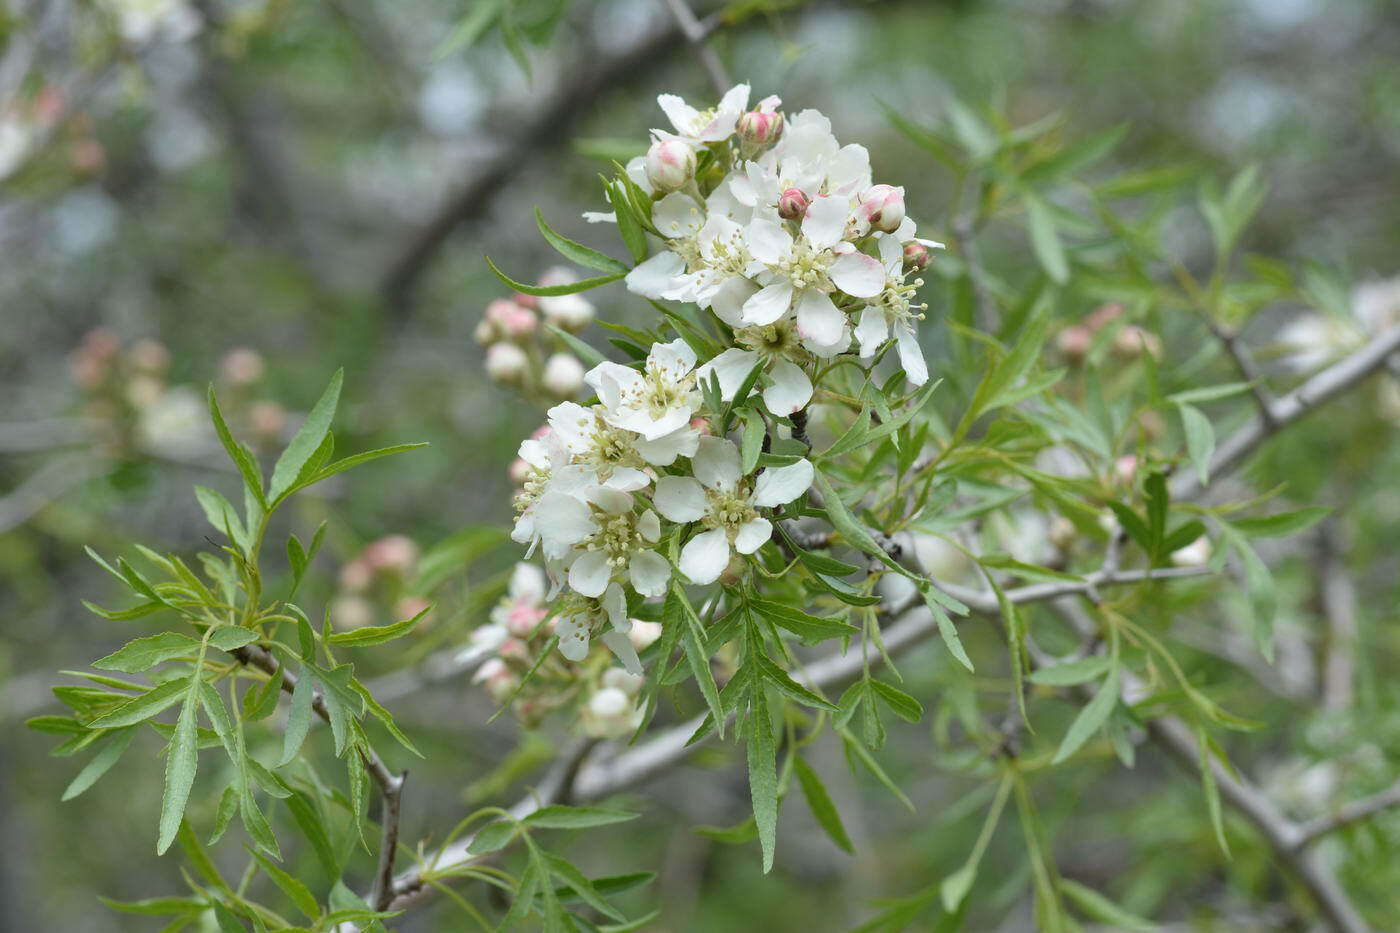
[476,268,596,403]
[467,562,661,732]
[1055,302,1163,365]
[332,534,432,632]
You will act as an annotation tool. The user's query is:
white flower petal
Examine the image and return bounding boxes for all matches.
[801,195,849,250]
[762,359,812,416]
[693,436,742,492]
[894,318,929,386]
[747,217,793,265]
[710,277,759,327]
[829,250,886,298]
[742,281,794,325]
[604,582,630,632]
[652,191,704,238]
[625,251,686,299]
[634,424,699,465]
[652,337,698,375]
[680,528,731,584]
[638,509,661,543]
[568,551,612,598]
[533,492,595,548]
[854,307,890,357]
[653,475,707,522]
[628,549,671,596]
[734,517,773,555]
[555,613,591,661]
[600,630,643,676]
[719,83,751,114]
[696,348,761,400]
[602,467,651,491]
[795,288,846,347]
[658,94,701,135]
[752,458,815,507]
[510,562,546,602]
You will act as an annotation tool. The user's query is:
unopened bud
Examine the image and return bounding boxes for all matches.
[1056,325,1093,364]
[737,108,784,146]
[129,338,170,374]
[1114,455,1138,487]
[394,596,433,628]
[339,559,372,593]
[858,184,906,234]
[485,342,529,385]
[499,638,530,662]
[125,374,164,409]
[221,347,265,386]
[902,241,930,271]
[1112,325,1162,360]
[541,353,585,398]
[777,187,810,221]
[364,534,419,576]
[1049,515,1077,552]
[508,457,532,485]
[644,138,696,193]
[1084,302,1125,331]
[331,595,374,631]
[485,298,538,341]
[249,401,286,441]
[541,294,595,332]
[602,667,644,695]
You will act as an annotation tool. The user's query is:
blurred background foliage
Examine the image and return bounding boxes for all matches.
[3,0,1400,930]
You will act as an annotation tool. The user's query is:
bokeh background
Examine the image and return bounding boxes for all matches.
[4,0,1400,930]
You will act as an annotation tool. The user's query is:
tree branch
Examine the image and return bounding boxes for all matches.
[378,24,688,312]
[1295,780,1400,851]
[660,0,729,96]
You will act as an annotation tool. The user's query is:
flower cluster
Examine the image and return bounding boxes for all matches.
[476,267,595,402]
[491,83,941,684]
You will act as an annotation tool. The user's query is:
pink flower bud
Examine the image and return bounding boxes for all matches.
[644,138,696,193]
[331,595,374,631]
[129,338,170,374]
[902,241,930,271]
[1049,515,1077,552]
[394,596,433,628]
[1056,325,1093,364]
[777,187,810,221]
[737,108,784,146]
[541,352,585,398]
[628,619,663,651]
[1114,455,1138,486]
[363,534,419,576]
[512,291,539,310]
[1084,302,1124,331]
[1112,325,1162,360]
[507,457,532,485]
[339,559,372,593]
[249,401,286,441]
[485,298,537,341]
[220,347,265,386]
[505,601,548,638]
[858,184,906,234]
[689,416,711,435]
[498,638,530,662]
[485,342,529,385]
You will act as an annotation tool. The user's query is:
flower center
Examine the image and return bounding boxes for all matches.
[579,415,644,478]
[873,274,927,323]
[735,319,806,362]
[513,467,551,515]
[773,236,832,292]
[585,509,646,567]
[703,483,758,540]
[621,362,697,420]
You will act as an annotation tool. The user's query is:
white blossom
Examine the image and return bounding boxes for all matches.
[653,436,813,584]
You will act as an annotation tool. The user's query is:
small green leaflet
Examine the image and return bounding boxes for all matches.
[269,369,342,504]
[534,208,628,273]
[792,754,854,853]
[485,256,626,296]
[1052,665,1121,764]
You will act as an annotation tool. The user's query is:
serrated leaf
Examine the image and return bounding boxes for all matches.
[207,386,265,507]
[467,819,518,855]
[487,255,626,296]
[1230,506,1331,538]
[94,633,201,673]
[793,754,854,853]
[524,805,639,829]
[1058,879,1156,930]
[88,678,190,728]
[209,627,259,652]
[749,598,856,645]
[746,696,779,873]
[869,680,923,723]
[535,208,629,273]
[1029,655,1112,687]
[328,605,429,646]
[61,726,136,800]
[157,694,199,854]
[1052,666,1120,764]
[1176,402,1215,485]
[1025,192,1068,284]
[921,586,974,671]
[278,673,315,767]
[248,848,319,920]
[269,370,342,503]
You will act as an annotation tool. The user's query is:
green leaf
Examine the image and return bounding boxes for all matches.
[207,386,265,508]
[1059,879,1156,931]
[524,805,639,829]
[840,729,913,811]
[94,633,201,673]
[869,680,924,723]
[535,208,629,273]
[1025,192,1069,284]
[248,847,319,920]
[1230,506,1331,538]
[209,627,259,652]
[812,469,904,576]
[1166,382,1252,405]
[98,896,205,916]
[1198,727,1231,857]
[921,586,974,672]
[1176,402,1215,485]
[671,584,725,738]
[327,605,430,646]
[309,443,428,485]
[940,862,977,914]
[546,324,607,369]
[1022,124,1127,185]
[746,697,779,873]
[793,754,854,854]
[157,693,199,854]
[486,255,626,296]
[606,181,648,263]
[61,726,136,800]
[1052,666,1120,764]
[194,485,248,552]
[819,408,872,460]
[88,677,190,728]
[749,598,856,645]
[467,819,518,855]
[753,653,839,712]
[269,369,343,503]
[1029,656,1112,687]
[278,673,315,767]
